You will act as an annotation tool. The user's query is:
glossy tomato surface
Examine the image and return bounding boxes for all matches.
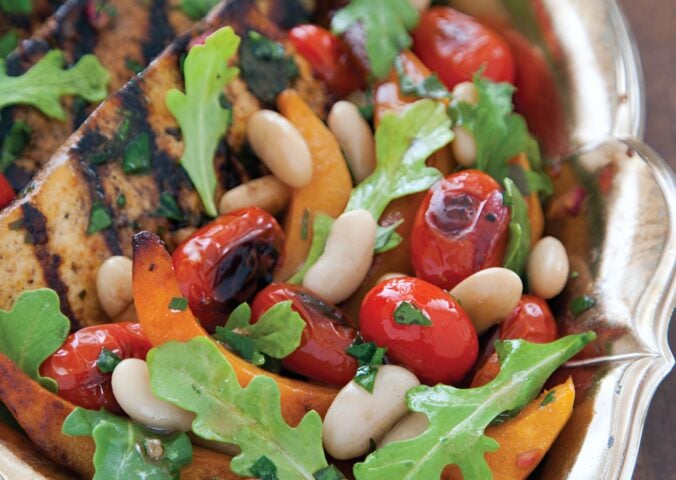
[360,277,478,385]
[40,322,151,412]
[173,207,284,332]
[0,173,14,210]
[412,7,515,89]
[251,283,358,385]
[410,170,510,290]
[289,24,366,96]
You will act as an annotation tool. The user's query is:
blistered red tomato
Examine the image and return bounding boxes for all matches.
[0,173,15,210]
[172,207,284,332]
[289,24,366,96]
[360,277,478,385]
[412,7,515,89]
[410,170,510,290]
[40,322,151,412]
[251,283,358,386]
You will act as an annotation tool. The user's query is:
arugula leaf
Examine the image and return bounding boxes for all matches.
[393,301,432,326]
[0,289,70,392]
[62,408,192,480]
[288,213,334,285]
[213,301,305,366]
[166,27,240,217]
[0,50,110,120]
[346,99,451,221]
[346,340,387,393]
[179,0,219,19]
[353,333,596,480]
[0,120,31,172]
[502,178,531,276]
[331,0,419,78]
[0,30,18,59]
[0,0,31,15]
[147,337,328,479]
[450,75,552,198]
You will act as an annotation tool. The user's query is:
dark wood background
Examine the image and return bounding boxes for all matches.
[618,0,675,478]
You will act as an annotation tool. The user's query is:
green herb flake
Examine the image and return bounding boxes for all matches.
[394,301,432,326]
[289,213,334,285]
[314,465,346,480]
[62,408,192,479]
[0,30,18,59]
[569,295,596,316]
[373,219,403,254]
[156,192,183,221]
[239,30,298,104]
[0,120,32,172]
[147,337,329,478]
[502,178,531,276]
[332,0,419,78]
[125,57,144,74]
[570,270,580,280]
[540,391,556,407]
[0,0,31,15]
[300,208,310,241]
[0,50,110,120]
[87,202,113,234]
[213,301,306,366]
[122,132,151,174]
[166,27,239,217]
[354,333,596,479]
[96,348,122,373]
[178,0,219,20]
[168,296,188,311]
[116,193,126,208]
[346,340,387,393]
[250,455,279,480]
[0,289,70,392]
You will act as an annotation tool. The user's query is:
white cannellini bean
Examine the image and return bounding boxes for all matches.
[303,209,376,304]
[97,256,133,319]
[328,101,376,183]
[379,412,429,448]
[112,359,195,432]
[408,0,431,13]
[452,126,477,167]
[218,175,290,215]
[452,81,479,105]
[449,267,523,334]
[527,236,570,299]
[247,110,312,188]
[323,365,420,459]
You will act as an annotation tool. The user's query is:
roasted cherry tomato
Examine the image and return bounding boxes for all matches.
[360,277,478,385]
[173,207,284,332]
[412,7,515,89]
[410,170,510,290]
[289,24,366,96]
[471,295,557,387]
[0,173,15,210]
[40,322,151,412]
[251,283,358,386]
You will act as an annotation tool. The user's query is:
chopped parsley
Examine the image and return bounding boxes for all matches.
[116,193,126,208]
[0,121,31,172]
[569,295,596,316]
[314,465,346,480]
[540,391,556,407]
[346,340,388,393]
[122,132,151,174]
[250,455,279,480]
[393,301,432,326]
[155,192,183,221]
[96,348,122,373]
[125,57,145,74]
[87,202,113,234]
[168,297,188,311]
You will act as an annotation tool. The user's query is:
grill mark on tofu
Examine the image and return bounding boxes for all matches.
[20,203,80,330]
[141,0,175,64]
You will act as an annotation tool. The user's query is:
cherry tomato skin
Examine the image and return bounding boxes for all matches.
[360,277,478,385]
[0,173,15,210]
[289,24,366,97]
[251,283,358,386]
[410,170,510,290]
[412,7,515,89]
[172,207,285,332]
[40,322,151,412]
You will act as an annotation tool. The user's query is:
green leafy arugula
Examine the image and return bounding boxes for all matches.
[353,333,595,480]
[502,178,531,276]
[62,408,192,480]
[331,0,419,79]
[147,337,329,479]
[0,0,31,15]
[179,0,219,19]
[0,289,70,392]
[289,213,334,285]
[449,75,552,199]
[346,340,388,393]
[0,50,110,120]
[213,301,305,367]
[346,99,452,249]
[0,120,31,172]
[166,27,240,217]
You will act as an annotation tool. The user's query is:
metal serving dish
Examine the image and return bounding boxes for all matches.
[0,0,672,478]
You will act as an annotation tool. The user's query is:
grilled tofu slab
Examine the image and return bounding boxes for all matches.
[0,0,328,330]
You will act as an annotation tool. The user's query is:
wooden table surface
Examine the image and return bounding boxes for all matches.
[617,0,675,478]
